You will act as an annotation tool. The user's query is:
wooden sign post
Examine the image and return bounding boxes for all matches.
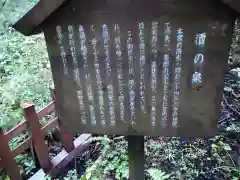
[13,0,239,179]
[128,136,145,180]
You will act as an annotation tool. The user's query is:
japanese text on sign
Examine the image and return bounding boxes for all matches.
[114,24,125,122]
[127,30,136,125]
[103,24,116,126]
[151,22,158,127]
[92,28,106,126]
[68,25,86,125]
[161,22,171,127]
[56,26,68,76]
[79,25,96,125]
[139,22,146,114]
[172,28,183,127]
[192,33,206,85]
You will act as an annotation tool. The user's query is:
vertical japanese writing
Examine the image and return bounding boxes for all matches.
[68,26,81,87]
[114,24,125,122]
[77,90,86,124]
[139,22,146,114]
[172,28,183,127]
[68,25,86,124]
[151,22,158,127]
[56,26,68,76]
[127,30,136,125]
[91,27,106,126]
[79,25,96,126]
[161,22,171,127]
[195,33,206,47]
[192,33,206,85]
[102,24,115,126]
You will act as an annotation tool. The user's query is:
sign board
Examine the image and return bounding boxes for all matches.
[42,0,235,137]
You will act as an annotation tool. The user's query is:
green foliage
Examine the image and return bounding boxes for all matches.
[0,31,51,124]
[0,0,38,34]
[43,134,239,180]
[80,164,104,180]
[0,30,52,130]
[63,170,79,180]
[15,153,36,177]
[44,170,78,180]
[145,136,240,180]
[82,136,129,180]
[210,136,240,179]
[0,1,52,179]
[0,0,51,131]
[8,132,28,150]
[147,168,171,180]
[44,175,52,180]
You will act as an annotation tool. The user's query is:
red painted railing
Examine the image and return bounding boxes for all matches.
[0,90,91,180]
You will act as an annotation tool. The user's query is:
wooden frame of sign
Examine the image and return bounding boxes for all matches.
[13,0,239,179]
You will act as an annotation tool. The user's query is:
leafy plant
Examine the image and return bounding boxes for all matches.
[80,164,104,180]
[63,170,79,180]
[147,168,171,180]
[44,170,78,180]
[0,30,52,130]
[15,153,36,178]
[210,136,240,179]
[83,136,128,180]
[8,132,29,150]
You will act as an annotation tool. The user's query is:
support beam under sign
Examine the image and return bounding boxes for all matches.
[128,135,145,180]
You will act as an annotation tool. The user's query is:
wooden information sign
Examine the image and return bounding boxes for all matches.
[14,0,237,137]
[41,0,237,137]
[13,0,239,179]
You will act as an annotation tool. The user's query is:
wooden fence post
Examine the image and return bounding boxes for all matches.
[50,88,74,152]
[0,127,22,180]
[21,102,52,172]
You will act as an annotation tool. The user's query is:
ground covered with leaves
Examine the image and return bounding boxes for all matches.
[43,132,240,180]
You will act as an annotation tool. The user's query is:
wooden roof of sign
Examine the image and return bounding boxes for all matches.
[12,0,68,35]
[13,0,240,36]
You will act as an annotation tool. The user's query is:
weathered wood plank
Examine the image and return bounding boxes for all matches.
[128,136,145,180]
[21,102,52,172]
[0,128,22,180]
[49,133,91,177]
